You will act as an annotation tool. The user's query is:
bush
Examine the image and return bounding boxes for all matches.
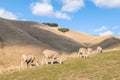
[43,23,58,27]
[58,28,69,33]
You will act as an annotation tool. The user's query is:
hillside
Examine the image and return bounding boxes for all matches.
[85,35,120,50]
[43,27,120,50]
[116,36,120,39]
[0,17,84,54]
[0,18,84,71]
[0,50,120,80]
[43,27,96,44]
[0,17,120,71]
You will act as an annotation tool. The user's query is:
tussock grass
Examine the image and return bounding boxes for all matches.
[0,50,120,80]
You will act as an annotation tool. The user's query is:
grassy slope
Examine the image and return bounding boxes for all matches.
[0,50,120,80]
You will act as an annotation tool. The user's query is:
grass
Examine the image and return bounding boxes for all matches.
[0,50,120,80]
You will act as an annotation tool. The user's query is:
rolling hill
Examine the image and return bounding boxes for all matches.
[0,18,85,71]
[85,35,120,50]
[0,17,120,72]
[0,17,84,54]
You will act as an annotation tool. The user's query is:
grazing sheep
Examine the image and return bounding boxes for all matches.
[87,48,93,55]
[42,49,62,65]
[78,48,88,58]
[21,54,35,69]
[97,46,103,53]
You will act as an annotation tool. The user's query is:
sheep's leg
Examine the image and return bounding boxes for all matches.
[100,50,102,53]
[51,58,54,64]
[29,62,33,68]
[86,53,89,58]
[81,54,85,58]
[58,58,62,64]
[78,52,82,58]
[26,62,29,68]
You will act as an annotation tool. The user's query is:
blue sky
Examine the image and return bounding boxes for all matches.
[0,0,120,36]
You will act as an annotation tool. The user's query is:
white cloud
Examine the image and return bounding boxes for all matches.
[31,3,54,16]
[92,0,120,8]
[99,31,113,36]
[0,8,17,20]
[95,26,107,32]
[31,2,71,20]
[61,0,84,12]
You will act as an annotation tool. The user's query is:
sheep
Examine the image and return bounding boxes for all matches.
[87,48,100,56]
[42,49,62,65]
[87,48,93,55]
[97,46,103,53]
[21,54,35,69]
[78,48,88,58]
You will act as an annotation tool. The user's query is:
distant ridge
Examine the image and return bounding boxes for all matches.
[86,35,120,50]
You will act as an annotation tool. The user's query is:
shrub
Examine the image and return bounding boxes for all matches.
[58,28,69,33]
[43,23,58,27]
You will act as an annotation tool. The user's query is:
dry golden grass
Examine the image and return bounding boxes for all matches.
[0,50,120,80]
[0,45,45,72]
[61,52,78,61]
[42,26,96,44]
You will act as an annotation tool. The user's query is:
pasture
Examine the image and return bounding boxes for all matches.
[0,50,120,80]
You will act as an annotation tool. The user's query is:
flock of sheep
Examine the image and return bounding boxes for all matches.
[78,46,102,58]
[21,46,103,69]
[21,49,63,69]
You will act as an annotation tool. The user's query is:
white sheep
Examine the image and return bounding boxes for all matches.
[42,49,62,65]
[87,48,94,55]
[78,48,88,58]
[21,54,35,69]
[97,46,103,53]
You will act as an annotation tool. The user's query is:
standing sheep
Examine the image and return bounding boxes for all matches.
[97,46,103,53]
[42,49,62,65]
[78,48,88,58]
[21,54,35,69]
[87,48,93,55]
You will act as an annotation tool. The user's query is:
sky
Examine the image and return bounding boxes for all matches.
[0,0,120,36]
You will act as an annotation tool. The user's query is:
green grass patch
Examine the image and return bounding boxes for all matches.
[0,50,120,80]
